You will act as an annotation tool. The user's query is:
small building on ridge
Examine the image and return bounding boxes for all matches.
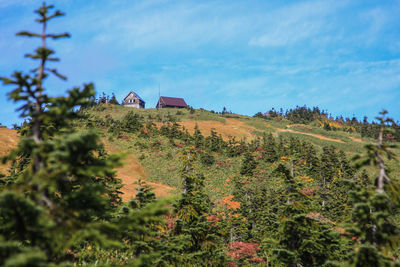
[123,91,145,109]
[156,96,188,109]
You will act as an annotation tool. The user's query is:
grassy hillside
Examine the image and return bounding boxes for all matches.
[0,105,400,201]
[1,104,398,202]
[2,104,399,265]
[2,104,397,201]
[76,104,399,201]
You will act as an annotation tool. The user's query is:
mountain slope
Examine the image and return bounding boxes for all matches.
[1,105,398,201]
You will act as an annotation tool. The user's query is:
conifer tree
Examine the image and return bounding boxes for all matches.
[270,164,341,266]
[240,152,257,176]
[193,124,204,148]
[302,141,319,177]
[121,111,143,133]
[263,133,278,163]
[207,128,223,152]
[134,178,156,209]
[163,147,226,265]
[0,4,168,265]
[345,110,400,266]
[109,93,119,105]
[287,137,302,177]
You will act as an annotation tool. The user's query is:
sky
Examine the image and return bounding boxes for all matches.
[0,0,399,127]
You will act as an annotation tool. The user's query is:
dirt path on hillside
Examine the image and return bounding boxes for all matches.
[0,127,18,174]
[103,141,173,201]
[349,136,363,143]
[276,128,346,143]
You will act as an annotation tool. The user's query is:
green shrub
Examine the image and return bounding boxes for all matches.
[200,153,215,166]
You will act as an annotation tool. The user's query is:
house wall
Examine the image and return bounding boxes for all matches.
[123,93,145,108]
[124,103,141,108]
[156,101,184,109]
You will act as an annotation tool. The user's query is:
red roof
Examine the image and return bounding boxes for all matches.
[159,96,187,107]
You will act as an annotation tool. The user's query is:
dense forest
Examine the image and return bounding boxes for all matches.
[254,106,400,142]
[0,3,399,267]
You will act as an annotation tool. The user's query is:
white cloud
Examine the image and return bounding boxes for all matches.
[248,0,346,47]
[70,1,248,50]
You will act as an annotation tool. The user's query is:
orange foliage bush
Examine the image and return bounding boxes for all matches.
[222,195,241,210]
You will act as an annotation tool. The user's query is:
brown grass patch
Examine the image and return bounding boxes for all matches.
[103,140,173,201]
[0,127,18,174]
[349,136,363,143]
[156,118,259,141]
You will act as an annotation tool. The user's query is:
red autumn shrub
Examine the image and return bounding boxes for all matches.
[300,187,315,196]
[164,215,177,231]
[207,215,219,222]
[227,242,260,260]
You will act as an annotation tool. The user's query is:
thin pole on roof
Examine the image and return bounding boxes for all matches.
[158,83,160,109]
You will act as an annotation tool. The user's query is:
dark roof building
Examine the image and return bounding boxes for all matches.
[156,96,188,109]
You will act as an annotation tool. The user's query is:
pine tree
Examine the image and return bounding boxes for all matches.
[134,178,156,209]
[206,128,223,152]
[192,124,204,148]
[302,141,319,177]
[240,152,257,176]
[318,146,339,210]
[156,147,226,265]
[109,93,119,105]
[345,110,400,266]
[270,164,341,266]
[121,111,143,133]
[0,3,167,265]
[263,133,278,163]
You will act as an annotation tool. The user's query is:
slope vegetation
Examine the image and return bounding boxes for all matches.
[1,105,397,202]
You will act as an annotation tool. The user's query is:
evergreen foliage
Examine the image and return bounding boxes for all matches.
[0,4,164,265]
[109,93,119,105]
[255,105,400,142]
[1,3,400,266]
[343,110,400,266]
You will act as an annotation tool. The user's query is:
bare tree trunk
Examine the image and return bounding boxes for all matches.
[290,160,294,177]
[376,126,389,194]
[32,18,47,173]
[183,151,191,194]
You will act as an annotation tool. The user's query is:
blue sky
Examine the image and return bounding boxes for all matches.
[1,0,399,127]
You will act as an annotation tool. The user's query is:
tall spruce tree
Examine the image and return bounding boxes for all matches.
[0,3,167,266]
[161,147,226,265]
[109,93,119,105]
[0,3,125,263]
[263,133,278,163]
[270,164,342,266]
[344,110,400,266]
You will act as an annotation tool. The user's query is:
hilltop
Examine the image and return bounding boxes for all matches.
[2,105,398,202]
